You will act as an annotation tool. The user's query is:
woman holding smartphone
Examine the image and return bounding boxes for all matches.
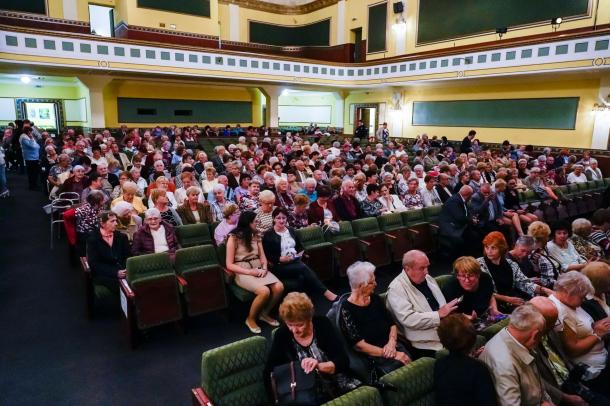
[263,207,337,302]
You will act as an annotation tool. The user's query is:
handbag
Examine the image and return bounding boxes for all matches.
[270,361,317,405]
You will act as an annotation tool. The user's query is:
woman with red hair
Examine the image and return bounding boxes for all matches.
[477,231,552,312]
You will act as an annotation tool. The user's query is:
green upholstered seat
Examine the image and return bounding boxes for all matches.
[521,189,538,204]
[126,252,174,285]
[379,357,436,406]
[175,246,228,316]
[321,386,383,406]
[434,274,453,290]
[200,336,271,406]
[481,317,510,340]
[422,206,442,224]
[325,221,357,244]
[401,209,426,226]
[604,177,610,187]
[351,217,383,237]
[175,223,213,248]
[325,221,361,276]
[351,218,392,267]
[295,226,334,281]
[594,179,606,190]
[377,212,405,231]
[567,183,580,195]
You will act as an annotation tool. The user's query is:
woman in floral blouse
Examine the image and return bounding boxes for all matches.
[360,184,384,217]
[75,190,106,256]
[288,194,310,229]
[401,178,424,210]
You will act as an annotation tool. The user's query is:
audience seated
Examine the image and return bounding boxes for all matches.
[434,314,498,406]
[132,208,178,257]
[527,221,562,287]
[111,181,145,214]
[110,201,141,241]
[150,188,182,227]
[75,190,106,256]
[438,185,474,258]
[387,250,458,358]
[339,261,411,378]
[226,211,284,334]
[480,304,553,406]
[264,292,360,404]
[287,194,310,229]
[176,186,212,225]
[334,180,362,221]
[546,221,588,272]
[571,218,603,261]
[581,262,610,322]
[262,207,336,301]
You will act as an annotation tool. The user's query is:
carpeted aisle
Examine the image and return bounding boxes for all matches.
[0,173,448,405]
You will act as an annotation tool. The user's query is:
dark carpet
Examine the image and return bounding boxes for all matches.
[0,173,452,405]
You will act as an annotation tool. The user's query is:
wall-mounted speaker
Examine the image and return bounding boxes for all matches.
[393,2,404,14]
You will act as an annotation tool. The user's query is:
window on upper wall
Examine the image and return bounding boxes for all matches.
[89,5,115,37]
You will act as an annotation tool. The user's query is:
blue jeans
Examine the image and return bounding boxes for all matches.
[0,164,7,193]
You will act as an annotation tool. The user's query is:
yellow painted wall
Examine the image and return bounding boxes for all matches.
[344,77,601,148]
[102,80,256,127]
[0,81,91,127]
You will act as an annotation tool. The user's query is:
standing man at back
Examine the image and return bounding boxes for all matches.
[460,129,476,153]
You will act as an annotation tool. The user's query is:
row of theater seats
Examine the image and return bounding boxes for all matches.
[79,179,609,348]
[190,274,509,406]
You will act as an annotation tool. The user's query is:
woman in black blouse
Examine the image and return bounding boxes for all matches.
[339,261,410,378]
[265,292,360,404]
[263,207,336,301]
[86,211,131,293]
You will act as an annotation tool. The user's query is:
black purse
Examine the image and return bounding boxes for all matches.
[270,361,317,405]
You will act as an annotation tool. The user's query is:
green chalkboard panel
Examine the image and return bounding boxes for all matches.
[417,0,589,43]
[367,3,387,53]
[412,98,579,130]
[117,98,252,123]
[137,0,210,18]
[2,0,46,14]
[249,20,330,47]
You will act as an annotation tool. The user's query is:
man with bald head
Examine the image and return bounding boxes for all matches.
[439,185,474,258]
[386,250,458,359]
[530,297,600,406]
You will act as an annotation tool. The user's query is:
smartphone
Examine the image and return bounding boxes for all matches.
[456,296,464,304]
[293,250,304,260]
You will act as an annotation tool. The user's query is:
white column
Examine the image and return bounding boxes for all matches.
[229,4,240,42]
[591,77,610,149]
[78,75,112,129]
[336,0,346,45]
[260,87,280,129]
[332,92,345,128]
[63,0,78,21]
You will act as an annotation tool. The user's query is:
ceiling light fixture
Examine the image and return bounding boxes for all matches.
[281,89,289,96]
[496,27,508,39]
[551,17,562,31]
[20,76,31,84]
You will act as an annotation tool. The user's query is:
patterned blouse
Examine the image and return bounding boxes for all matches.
[239,193,259,212]
[255,208,274,235]
[360,198,383,217]
[276,192,295,211]
[477,256,538,298]
[401,191,424,210]
[528,248,560,288]
[288,210,309,229]
[570,235,602,260]
[75,203,100,234]
[210,200,229,223]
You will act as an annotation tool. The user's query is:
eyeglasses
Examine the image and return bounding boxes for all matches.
[456,273,478,280]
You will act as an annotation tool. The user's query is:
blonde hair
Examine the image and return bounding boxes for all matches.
[150,188,167,204]
[528,221,551,243]
[582,262,610,294]
[279,292,314,323]
[453,256,481,276]
[122,181,138,195]
[222,203,239,219]
[258,189,276,203]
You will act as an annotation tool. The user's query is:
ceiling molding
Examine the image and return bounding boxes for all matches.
[218,0,340,15]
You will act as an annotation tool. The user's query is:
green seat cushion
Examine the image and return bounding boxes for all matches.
[229,284,255,302]
[93,284,115,301]
[481,317,510,340]
[380,357,436,405]
[322,386,383,406]
[302,242,333,251]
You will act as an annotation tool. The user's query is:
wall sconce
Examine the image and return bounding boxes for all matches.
[392,16,407,31]
[551,17,562,31]
[496,27,507,39]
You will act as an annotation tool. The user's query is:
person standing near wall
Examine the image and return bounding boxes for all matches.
[20,126,41,191]
[376,122,390,145]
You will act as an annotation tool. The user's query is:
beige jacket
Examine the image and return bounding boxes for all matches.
[386,272,446,351]
[480,328,551,406]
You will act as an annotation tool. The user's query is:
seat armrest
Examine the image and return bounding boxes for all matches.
[407,228,420,235]
[384,232,397,239]
[176,274,188,287]
[80,257,91,274]
[191,387,214,406]
[429,224,439,230]
[358,239,371,246]
[333,246,343,252]
[119,278,135,298]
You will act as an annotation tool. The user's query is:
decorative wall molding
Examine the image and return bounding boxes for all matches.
[1,27,609,88]
[218,0,339,15]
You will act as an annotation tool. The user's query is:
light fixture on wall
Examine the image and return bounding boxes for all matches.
[392,16,407,31]
[496,27,508,39]
[551,17,562,31]
[20,76,31,84]
[281,89,290,96]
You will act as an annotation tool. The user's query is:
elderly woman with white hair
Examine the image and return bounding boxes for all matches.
[112,180,146,214]
[209,183,230,222]
[549,271,610,395]
[148,159,171,184]
[132,208,179,257]
[254,189,276,235]
[339,261,411,378]
[571,218,603,261]
[57,165,88,196]
[298,178,318,202]
[176,186,212,225]
[586,159,603,181]
[111,201,142,241]
[274,177,294,211]
[567,164,588,184]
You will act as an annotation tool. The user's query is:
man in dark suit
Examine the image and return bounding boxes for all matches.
[469,183,503,235]
[354,120,368,139]
[211,145,227,174]
[434,173,454,203]
[439,185,473,259]
[460,129,476,153]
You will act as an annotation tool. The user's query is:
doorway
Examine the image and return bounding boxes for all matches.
[89,4,115,37]
[351,28,363,62]
[356,105,378,136]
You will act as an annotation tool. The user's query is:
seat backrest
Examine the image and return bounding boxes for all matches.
[567,183,580,194]
[377,212,404,231]
[215,244,227,268]
[401,209,425,225]
[126,252,173,284]
[175,223,212,248]
[325,221,355,243]
[379,357,436,405]
[321,386,383,406]
[423,205,442,223]
[351,218,381,236]
[523,190,537,202]
[595,179,605,189]
[295,226,325,247]
[175,245,219,275]
[201,336,270,406]
[577,182,590,193]
[434,274,453,290]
